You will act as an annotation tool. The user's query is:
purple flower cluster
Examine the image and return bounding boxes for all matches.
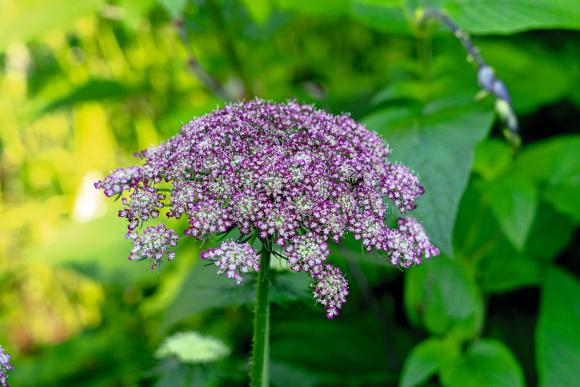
[312,265,349,319]
[201,242,260,285]
[0,346,13,387]
[127,225,178,270]
[96,99,439,318]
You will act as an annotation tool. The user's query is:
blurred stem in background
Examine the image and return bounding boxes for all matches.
[205,0,255,98]
[175,18,232,101]
[250,241,272,387]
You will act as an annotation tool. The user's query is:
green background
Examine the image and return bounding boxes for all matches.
[0,0,578,386]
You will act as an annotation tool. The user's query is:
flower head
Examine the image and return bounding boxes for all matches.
[312,265,349,319]
[201,242,260,284]
[96,99,439,318]
[387,217,440,268]
[127,225,178,270]
[119,187,165,230]
[284,233,329,275]
[0,346,13,387]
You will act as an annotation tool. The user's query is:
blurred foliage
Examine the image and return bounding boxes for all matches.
[0,0,578,386]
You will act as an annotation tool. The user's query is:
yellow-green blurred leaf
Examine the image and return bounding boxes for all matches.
[0,0,105,48]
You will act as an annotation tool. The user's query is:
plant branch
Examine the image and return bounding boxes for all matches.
[175,19,232,101]
[418,9,520,150]
[250,241,272,387]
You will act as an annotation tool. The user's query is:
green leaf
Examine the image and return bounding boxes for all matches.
[158,0,187,19]
[156,331,230,364]
[164,265,310,328]
[454,181,541,293]
[350,0,411,35]
[525,201,576,261]
[480,253,541,293]
[29,216,156,283]
[430,0,580,35]
[41,79,132,114]
[274,0,349,17]
[441,339,524,387]
[473,139,512,180]
[400,338,459,387]
[271,316,396,385]
[119,0,157,29]
[404,257,483,338]
[513,135,580,223]
[0,0,105,47]
[480,176,538,251]
[364,102,494,255]
[242,0,272,24]
[536,268,580,387]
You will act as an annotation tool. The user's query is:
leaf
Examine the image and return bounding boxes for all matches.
[41,79,132,114]
[119,0,157,29]
[271,316,396,385]
[473,139,512,180]
[364,102,494,255]
[513,135,580,223]
[163,263,255,328]
[158,0,187,19]
[480,253,540,293]
[270,362,320,387]
[274,0,349,17]
[400,338,459,387]
[157,331,230,364]
[242,0,272,24]
[404,257,483,338]
[430,0,580,35]
[536,268,580,387]
[455,181,541,293]
[480,176,538,251]
[0,0,105,47]
[29,216,156,283]
[524,201,576,261]
[350,0,411,35]
[441,339,525,387]
[164,265,310,328]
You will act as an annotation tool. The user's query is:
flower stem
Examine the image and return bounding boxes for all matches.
[250,242,272,387]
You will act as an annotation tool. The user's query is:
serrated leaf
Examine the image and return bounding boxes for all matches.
[431,0,580,35]
[441,339,524,387]
[364,103,494,255]
[157,331,230,364]
[536,268,580,387]
[400,338,459,387]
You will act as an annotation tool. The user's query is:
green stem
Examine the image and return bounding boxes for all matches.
[250,242,271,387]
